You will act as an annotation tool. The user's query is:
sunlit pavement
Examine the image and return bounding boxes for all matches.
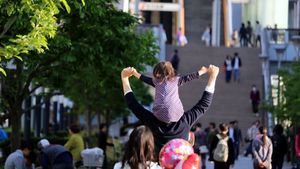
[205,156,293,169]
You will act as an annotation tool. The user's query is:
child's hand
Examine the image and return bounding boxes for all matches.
[121,67,134,78]
[198,66,208,76]
[207,65,219,78]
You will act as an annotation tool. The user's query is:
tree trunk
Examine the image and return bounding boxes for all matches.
[87,108,92,137]
[10,108,22,151]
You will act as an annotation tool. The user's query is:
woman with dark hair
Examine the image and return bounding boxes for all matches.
[271,124,287,169]
[64,124,84,164]
[209,123,235,169]
[113,125,161,169]
[252,126,273,169]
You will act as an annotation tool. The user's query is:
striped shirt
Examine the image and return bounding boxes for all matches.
[140,72,200,123]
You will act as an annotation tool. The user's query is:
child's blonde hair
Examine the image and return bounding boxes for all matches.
[153,61,175,81]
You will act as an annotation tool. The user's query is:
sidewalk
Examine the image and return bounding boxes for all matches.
[205,156,293,169]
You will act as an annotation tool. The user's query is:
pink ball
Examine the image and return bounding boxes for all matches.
[159,139,194,169]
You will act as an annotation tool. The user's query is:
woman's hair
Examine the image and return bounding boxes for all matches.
[219,123,228,135]
[259,126,268,146]
[153,61,176,81]
[122,125,155,169]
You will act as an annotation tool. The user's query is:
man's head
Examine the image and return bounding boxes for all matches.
[69,124,80,134]
[20,140,31,156]
[99,123,108,132]
[209,122,216,129]
[256,21,259,24]
[219,123,229,135]
[37,139,50,150]
[174,49,178,54]
[234,52,238,57]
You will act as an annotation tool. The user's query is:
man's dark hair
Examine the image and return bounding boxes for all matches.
[210,122,216,129]
[20,140,31,150]
[273,124,284,135]
[234,52,238,56]
[99,123,107,130]
[174,49,178,53]
[69,124,80,133]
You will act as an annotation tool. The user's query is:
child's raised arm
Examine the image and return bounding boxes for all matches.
[132,67,155,87]
[178,66,208,86]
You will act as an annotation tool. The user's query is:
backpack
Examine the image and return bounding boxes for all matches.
[213,134,229,162]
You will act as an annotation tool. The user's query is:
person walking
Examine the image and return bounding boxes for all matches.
[295,127,300,169]
[233,120,243,160]
[245,120,260,157]
[247,21,253,47]
[121,65,219,152]
[271,124,288,169]
[98,123,113,169]
[202,26,211,47]
[252,126,273,169]
[239,23,248,47]
[193,123,208,169]
[255,21,262,47]
[5,140,31,169]
[224,55,232,83]
[250,84,260,115]
[113,125,161,169]
[64,124,84,166]
[170,49,180,72]
[37,139,73,169]
[209,123,235,169]
[231,52,242,83]
[207,122,217,150]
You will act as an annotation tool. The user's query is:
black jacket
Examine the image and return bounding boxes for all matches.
[125,91,213,151]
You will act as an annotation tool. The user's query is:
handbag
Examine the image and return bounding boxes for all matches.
[199,145,209,154]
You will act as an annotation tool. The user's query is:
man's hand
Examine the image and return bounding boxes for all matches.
[198,66,208,76]
[121,67,134,79]
[208,65,219,78]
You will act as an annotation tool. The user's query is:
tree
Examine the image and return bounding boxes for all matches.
[0,0,74,76]
[0,0,157,150]
[271,61,300,126]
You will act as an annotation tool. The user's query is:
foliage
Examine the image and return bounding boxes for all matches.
[272,61,300,125]
[0,0,73,75]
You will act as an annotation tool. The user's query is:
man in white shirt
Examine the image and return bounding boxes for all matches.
[255,21,262,47]
[231,53,242,83]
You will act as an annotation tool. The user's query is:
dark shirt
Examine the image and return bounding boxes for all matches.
[124,91,213,150]
[250,90,260,104]
[171,54,179,70]
[98,131,107,152]
[271,134,288,159]
[40,145,73,169]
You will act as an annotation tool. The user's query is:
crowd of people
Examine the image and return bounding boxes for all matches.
[4,61,300,169]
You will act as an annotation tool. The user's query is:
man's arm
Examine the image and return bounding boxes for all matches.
[183,65,218,126]
[121,68,157,124]
[14,156,26,169]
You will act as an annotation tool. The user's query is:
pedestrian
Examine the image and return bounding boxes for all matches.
[228,122,237,159]
[271,124,288,169]
[295,127,300,169]
[170,49,180,72]
[250,84,260,115]
[233,120,243,160]
[113,125,161,169]
[98,123,113,169]
[239,23,247,47]
[207,122,217,150]
[5,140,31,169]
[121,65,219,153]
[224,55,232,83]
[245,120,260,157]
[37,139,73,169]
[176,27,188,46]
[272,24,278,43]
[202,26,211,46]
[209,123,235,169]
[192,123,208,169]
[64,124,84,166]
[255,21,262,47]
[132,62,208,123]
[247,21,253,47]
[252,126,273,169]
[231,52,242,83]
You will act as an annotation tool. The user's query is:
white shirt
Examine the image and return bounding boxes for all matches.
[233,57,239,70]
[113,161,162,169]
[255,24,262,36]
[225,59,232,71]
[229,128,235,142]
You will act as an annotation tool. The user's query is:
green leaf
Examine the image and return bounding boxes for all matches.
[0,67,7,76]
[61,0,71,13]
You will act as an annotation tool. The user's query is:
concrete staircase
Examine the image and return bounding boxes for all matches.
[167,45,262,136]
[184,0,212,44]
[165,1,263,136]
